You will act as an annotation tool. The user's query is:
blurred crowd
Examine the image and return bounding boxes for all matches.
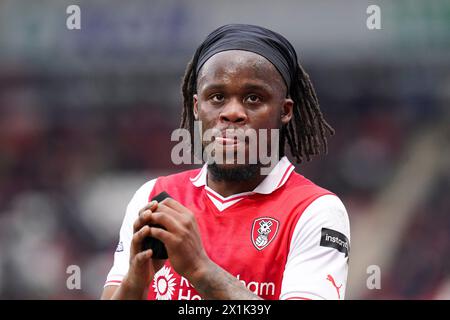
[367,170,450,299]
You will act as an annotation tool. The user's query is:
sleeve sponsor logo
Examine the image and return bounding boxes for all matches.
[320,228,349,257]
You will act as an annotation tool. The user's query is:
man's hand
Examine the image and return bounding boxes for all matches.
[145,198,261,300]
[145,198,210,281]
[102,198,261,300]
[108,201,166,300]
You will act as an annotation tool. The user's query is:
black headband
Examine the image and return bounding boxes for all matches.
[195,24,299,90]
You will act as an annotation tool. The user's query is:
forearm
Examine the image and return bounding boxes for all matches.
[189,261,263,300]
[110,276,148,300]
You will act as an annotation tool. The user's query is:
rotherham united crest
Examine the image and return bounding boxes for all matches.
[251,217,280,251]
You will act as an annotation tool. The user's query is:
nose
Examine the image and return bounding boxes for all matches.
[219,98,247,124]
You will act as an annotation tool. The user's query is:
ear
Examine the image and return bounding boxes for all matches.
[281,98,294,125]
[193,94,199,120]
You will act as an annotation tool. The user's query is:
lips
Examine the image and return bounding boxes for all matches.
[215,136,239,145]
[214,129,246,145]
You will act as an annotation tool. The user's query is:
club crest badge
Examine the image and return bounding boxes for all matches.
[251,217,280,251]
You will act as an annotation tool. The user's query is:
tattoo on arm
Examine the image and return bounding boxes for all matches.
[193,263,263,300]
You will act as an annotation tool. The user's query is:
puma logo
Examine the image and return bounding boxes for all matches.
[326,274,342,299]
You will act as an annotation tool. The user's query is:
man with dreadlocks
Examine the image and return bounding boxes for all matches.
[102,24,350,300]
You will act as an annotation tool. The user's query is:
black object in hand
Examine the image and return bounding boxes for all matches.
[142,191,170,259]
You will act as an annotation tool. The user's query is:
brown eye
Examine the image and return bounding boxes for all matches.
[245,94,261,104]
[211,94,224,103]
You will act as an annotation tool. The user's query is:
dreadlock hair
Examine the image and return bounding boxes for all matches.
[180,52,335,163]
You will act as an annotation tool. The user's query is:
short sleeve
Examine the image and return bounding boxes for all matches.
[280,194,350,300]
[104,179,157,287]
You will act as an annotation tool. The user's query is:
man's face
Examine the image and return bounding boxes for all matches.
[193,50,293,177]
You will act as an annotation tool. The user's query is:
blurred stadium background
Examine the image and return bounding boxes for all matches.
[0,0,449,299]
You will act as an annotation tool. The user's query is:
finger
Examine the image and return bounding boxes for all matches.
[146,211,181,233]
[131,225,151,255]
[148,226,176,247]
[160,197,189,214]
[138,201,158,217]
[157,201,195,229]
[154,202,183,219]
[139,200,158,215]
[133,201,176,233]
[134,249,153,265]
[133,212,149,234]
[133,206,157,233]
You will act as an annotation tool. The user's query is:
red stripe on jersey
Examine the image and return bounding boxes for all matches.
[205,190,251,204]
[190,170,202,183]
[276,164,294,189]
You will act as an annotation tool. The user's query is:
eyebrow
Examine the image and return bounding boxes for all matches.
[200,82,273,93]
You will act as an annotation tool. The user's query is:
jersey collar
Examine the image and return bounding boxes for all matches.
[189,156,295,195]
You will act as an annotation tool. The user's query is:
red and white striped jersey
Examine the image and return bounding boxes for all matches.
[105,157,350,300]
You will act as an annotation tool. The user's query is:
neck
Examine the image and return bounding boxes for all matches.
[206,161,279,197]
[207,171,266,198]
